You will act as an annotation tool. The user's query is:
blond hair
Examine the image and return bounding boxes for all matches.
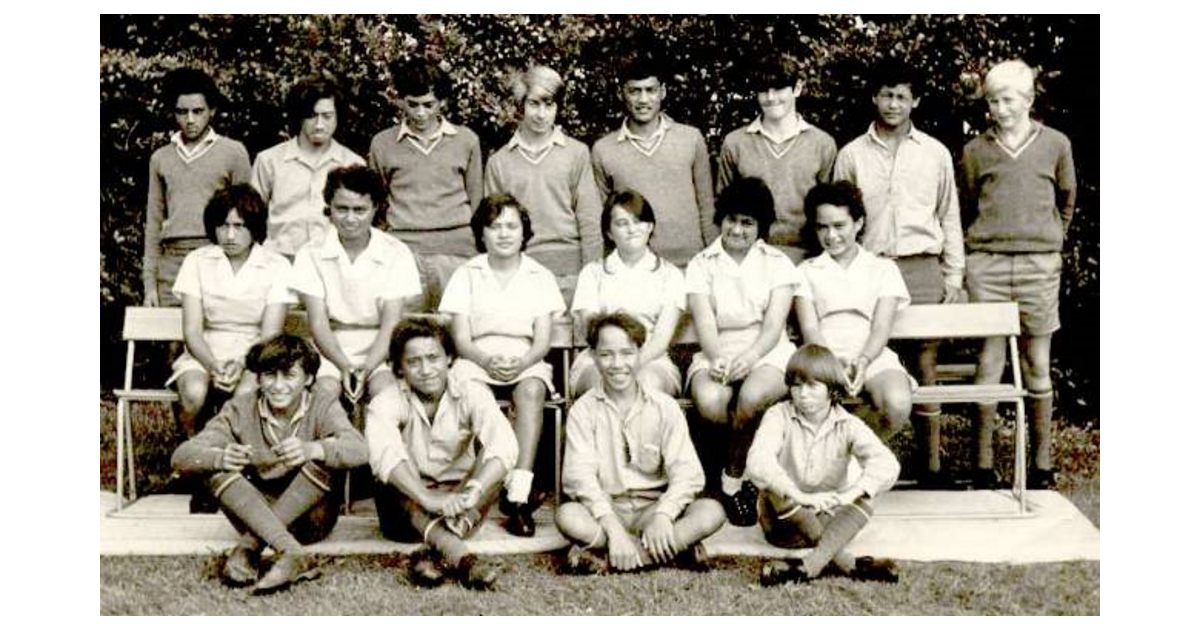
[511,65,564,105]
[984,59,1035,99]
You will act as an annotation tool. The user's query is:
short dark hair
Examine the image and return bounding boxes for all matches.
[747,55,802,92]
[389,317,457,373]
[586,312,647,350]
[245,334,320,378]
[470,194,534,253]
[785,344,849,407]
[802,180,867,249]
[618,54,667,84]
[163,67,224,110]
[391,60,451,99]
[714,177,776,240]
[870,58,924,98]
[323,164,386,210]
[203,184,268,244]
[285,75,344,136]
[601,190,657,254]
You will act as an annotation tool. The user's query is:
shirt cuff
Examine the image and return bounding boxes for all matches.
[943,272,964,291]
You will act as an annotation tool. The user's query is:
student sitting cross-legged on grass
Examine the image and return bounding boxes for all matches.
[170,334,368,595]
[556,313,726,575]
[366,317,515,590]
[747,344,901,587]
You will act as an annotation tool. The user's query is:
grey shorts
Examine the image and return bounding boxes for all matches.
[966,251,1062,335]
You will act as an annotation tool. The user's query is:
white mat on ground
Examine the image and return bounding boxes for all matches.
[100,490,1099,563]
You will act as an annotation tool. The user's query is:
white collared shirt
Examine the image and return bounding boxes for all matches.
[172,243,296,333]
[684,238,798,330]
[745,113,812,146]
[572,251,685,331]
[795,246,910,321]
[616,114,674,156]
[395,118,459,155]
[290,228,422,326]
[170,128,220,164]
[438,253,565,340]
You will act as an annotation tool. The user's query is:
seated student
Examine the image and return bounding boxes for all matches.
[794,181,915,440]
[556,313,725,574]
[251,74,366,258]
[366,318,516,590]
[169,184,294,440]
[747,344,900,586]
[686,177,797,527]
[291,165,423,404]
[569,190,685,398]
[484,65,603,300]
[439,194,566,537]
[170,334,368,594]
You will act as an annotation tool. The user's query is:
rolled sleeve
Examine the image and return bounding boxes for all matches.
[562,405,616,521]
[364,387,412,482]
[935,153,965,290]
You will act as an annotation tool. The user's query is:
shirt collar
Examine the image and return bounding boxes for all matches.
[505,127,568,152]
[746,113,811,142]
[808,245,868,271]
[789,401,852,433]
[591,382,651,410]
[604,250,659,272]
[700,237,768,263]
[866,122,923,146]
[201,243,272,269]
[316,227,389,263]
[281,137,351,164]
[396,118,458,142]
[617,113,674,144]
[258,390,312,431]
[464,252,539,275]
[398,370,464,418]
[170,128,219,161]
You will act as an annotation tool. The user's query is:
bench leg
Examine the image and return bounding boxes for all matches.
[115,398,126,512]
[1013,397,1028,514]
[554,406,563,507]
[126,409,138,503]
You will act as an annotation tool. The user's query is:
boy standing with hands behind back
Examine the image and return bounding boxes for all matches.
[961,60,1076,490]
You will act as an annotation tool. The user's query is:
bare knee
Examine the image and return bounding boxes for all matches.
[554,501,598,543]
[177,373,209,414]
[513,379,547,408]
[367,370,398,399]
[691,381,731,424]
[686,498,727,536]
[315,376,342,398]
[976,340,1007,382]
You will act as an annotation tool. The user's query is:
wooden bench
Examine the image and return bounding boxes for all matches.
[111,307,576,512]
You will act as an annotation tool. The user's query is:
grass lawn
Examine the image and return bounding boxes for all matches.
[99,400,1099,615]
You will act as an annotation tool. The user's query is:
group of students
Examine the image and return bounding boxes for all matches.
[145,52,1076,594]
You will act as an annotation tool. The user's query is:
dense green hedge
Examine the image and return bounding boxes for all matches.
[100,14,1098,422]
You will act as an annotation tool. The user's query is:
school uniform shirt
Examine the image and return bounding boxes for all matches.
[716,115,836,254]
[746,401,899,499]
[144,129,252,283]
[833,123,964,289]
[439,253,566,350]
[250,138,366,256]
[562,385,705,521]
[289,227,422,327]
[171,389,368,489]
[592,115,718,267]
[484,128,604,275]
[368,118,483,258]
[365,372,519,485]
[685,239,798,331]
[571,251,686,332]
[795,246,910,364]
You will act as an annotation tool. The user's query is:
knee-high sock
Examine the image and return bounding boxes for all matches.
[975,403,997,470]
[912,409,942,473]
[1028,391,1054,471]
[217,476,302,553]
[426,523,471,567]
[802,500,871,577]
[268,466,330,529]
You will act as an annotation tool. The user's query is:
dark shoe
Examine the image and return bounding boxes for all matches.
[456,554,502,590]
[760,559,810,587]
[407,548,446,588]
[562,545,605,576]
[221,543,261,587]
[914,469,960,490]
[675,542,711,573]
[721,481,759,527]
[1028,467,1058,490]
[967,468,1004,491]
[504,503,536,537]
[251,551,320,595]
[189,491,220,514]
[853,556,900,583]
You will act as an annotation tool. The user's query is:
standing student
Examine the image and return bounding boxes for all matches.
[961,60,1076,490]
[144,67,252,307]
[438,195,566,537]
[686,177,797,527]
[366,318,515,590]
[591,55,717,268]
[369,61,483,311]
[569,190,686,398]
[748,344,901,586]
[717,54,836,264]
[251,75,366,258]
[171,334,368,594]
[290,166,423,404]
[833,60,964,487]
[556,313,725,574]
[485,65,603,300]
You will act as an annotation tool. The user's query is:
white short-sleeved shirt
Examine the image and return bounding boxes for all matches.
[439,254,566,341]
[795,246,911,321]
[172,243,296,332]
[684,239,798,330]
[571,251,686,331]
[290,227,422,327]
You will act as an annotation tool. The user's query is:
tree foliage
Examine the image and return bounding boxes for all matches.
[100,14,1098,422]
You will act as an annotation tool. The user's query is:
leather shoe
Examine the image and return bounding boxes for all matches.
[675,542,711,573]
[722,482,759,527]
[914,469,960,490]
[407,548,446,588]
[760,559,810,587]
[251,551,320,595]
[853,556,900,583]
[221,542,260,587]
[967,468,1005,491]
[1028,467,1058,490]
[456,554,502,590]
[505,503,536,537]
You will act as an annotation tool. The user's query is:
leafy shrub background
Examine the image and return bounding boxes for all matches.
[100,14,1098,423]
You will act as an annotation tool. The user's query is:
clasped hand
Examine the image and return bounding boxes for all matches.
[484,355,522,383]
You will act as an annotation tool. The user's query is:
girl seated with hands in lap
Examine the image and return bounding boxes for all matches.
[570,190,685,397]
[439,194,567,537]
[685,177,798,527]
[793,181,915,440]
